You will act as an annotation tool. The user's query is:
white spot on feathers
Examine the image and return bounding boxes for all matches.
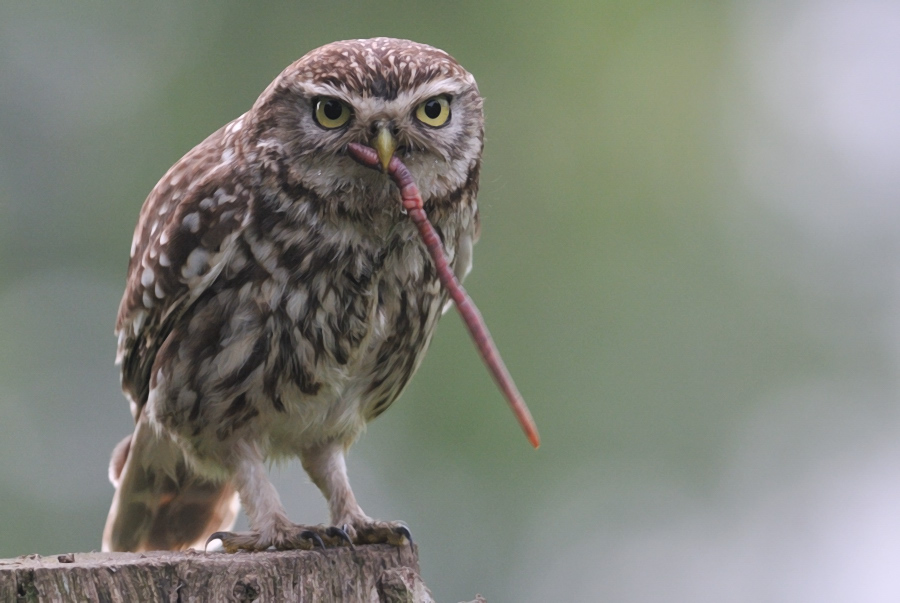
[131,309,147,335]
[286,289,308,321]
[182,212,200,233]
[321,288,337,314]
[140,266,155,287]
[260,278,285,310]
[182,248,210,279]
[211,334,259,386]
[216,188,236,206]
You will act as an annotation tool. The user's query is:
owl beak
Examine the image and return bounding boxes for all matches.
[373,126,397,172]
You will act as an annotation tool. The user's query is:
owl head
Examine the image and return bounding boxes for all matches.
[246,38,484,209]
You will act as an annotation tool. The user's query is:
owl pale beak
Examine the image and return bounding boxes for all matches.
[373,126,396,172]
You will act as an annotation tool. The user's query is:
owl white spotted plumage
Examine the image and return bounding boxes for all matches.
[102,38,484,552]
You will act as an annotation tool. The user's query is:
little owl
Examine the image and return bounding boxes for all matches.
[103,37,484,552]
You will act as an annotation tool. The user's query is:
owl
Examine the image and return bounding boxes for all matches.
[102,38,484,552]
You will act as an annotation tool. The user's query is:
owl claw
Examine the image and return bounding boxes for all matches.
[300,529,326,549]
[205,531,229,551]
[327,525,354,547]
[394,525,413,546]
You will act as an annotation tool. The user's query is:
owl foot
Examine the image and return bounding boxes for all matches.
[347,521,413,546]
[206,524,353,553]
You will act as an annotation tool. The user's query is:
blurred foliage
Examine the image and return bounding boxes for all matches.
[2,1,900,601]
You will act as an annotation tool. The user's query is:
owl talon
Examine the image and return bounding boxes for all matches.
[300,529,326,549]
[205,531,229,551]
[327,525,354,547]
[394,525,413,546]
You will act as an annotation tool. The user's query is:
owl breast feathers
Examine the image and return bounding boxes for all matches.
[103,38,483,552]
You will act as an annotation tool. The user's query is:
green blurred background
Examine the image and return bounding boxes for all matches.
[2,1,900,601]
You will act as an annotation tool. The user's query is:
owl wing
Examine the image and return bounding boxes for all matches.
[453,205,479,282]
[442,195,480,314]
[116,116,251,415]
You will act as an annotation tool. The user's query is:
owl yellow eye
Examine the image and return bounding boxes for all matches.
[415,95,451,127]
[314,98,352,128]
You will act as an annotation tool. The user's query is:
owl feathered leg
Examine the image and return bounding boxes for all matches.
[102,413,239,552]
[207,443,310,551]
[300,440,412,546]
[205,447,341,551]
[209,440,409,551]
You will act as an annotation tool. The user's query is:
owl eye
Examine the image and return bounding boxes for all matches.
[314,98,352,129]
[415,95,451,127]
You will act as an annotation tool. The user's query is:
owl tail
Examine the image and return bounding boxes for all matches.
[102,413,239,552]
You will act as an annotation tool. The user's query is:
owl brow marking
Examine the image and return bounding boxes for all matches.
[347,142,540,449]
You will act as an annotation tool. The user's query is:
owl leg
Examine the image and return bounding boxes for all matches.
[208,443,337,552]
[300,441,412,546]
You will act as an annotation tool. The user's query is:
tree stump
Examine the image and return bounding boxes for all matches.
[0,544,482,602]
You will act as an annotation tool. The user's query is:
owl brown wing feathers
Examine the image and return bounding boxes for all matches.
[103,417,239,551]
[104,120,248,552]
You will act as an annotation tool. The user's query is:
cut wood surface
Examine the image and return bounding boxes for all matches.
[0,544,485,602]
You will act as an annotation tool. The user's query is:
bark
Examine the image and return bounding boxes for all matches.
[0,545,483,603]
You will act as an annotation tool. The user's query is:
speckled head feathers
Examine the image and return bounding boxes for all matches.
[244,38,484,209]
[283,37,475,99]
